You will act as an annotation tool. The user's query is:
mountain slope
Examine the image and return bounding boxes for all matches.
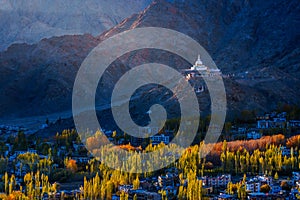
[100,0,300,74]
[0,0,152,51]
[0,0,299,120]
[97,0,300,111]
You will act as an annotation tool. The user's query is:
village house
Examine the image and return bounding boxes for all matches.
[257,112,287,129]
[288,120,300,127]
[246,176,273,193]
[201,175,231,188]
[158,173,176,187]
[150,134,170,145]
[280,146,291,156]
[247,130,262,139]
[270,183,281,194]
[72,156,90,164]
[118,185,133,193]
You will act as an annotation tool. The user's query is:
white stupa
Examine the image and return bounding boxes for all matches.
[191,55,207,71]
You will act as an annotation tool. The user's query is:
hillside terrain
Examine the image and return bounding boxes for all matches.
[0,0,299,125]
[0,0,152,51]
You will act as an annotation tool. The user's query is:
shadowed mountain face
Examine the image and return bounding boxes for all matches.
[0,0,299,120]
[0,0,152,51]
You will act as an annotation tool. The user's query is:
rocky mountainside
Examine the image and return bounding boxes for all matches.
[0,0,152,51]
[97,0,300,112]
[100,0,300,74]
[0,0,299,121]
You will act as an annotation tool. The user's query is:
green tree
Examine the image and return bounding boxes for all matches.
[4,172,8,194]
[133,194,137,200]
[274,172,279,180]
[18,152,39,171]
[133,176,140,190]
[13,131,28,151]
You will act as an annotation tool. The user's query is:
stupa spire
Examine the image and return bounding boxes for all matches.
[195,54,203,66]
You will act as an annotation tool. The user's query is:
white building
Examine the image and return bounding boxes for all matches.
[150,134,170,145]
[246,181,261,192]
[257,112,287,129]
[184,55,222,79]
[288,120,300,127]
[247,131,262,139]
[257,118,286,129]
[281,146,291,156]
[246,176,273,192]
[191,55,208,71]
[202,175,231,187]
[72,157,90,163]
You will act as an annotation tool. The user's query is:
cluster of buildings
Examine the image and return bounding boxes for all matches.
[115,173,229,199]
[127,127,173,147]
[218,174,300,200]
[245,176,273,193]
[229,127,263,140]
[114,172,300,199]
[257,112,300,129]
[1,104,300,200]
[229,111,300,141]
[101,127,173,147]
[246,130,262,140]
[1,136,91,174]
[150,134,170,145]
[201,175,232,188]
[116,170,179,200]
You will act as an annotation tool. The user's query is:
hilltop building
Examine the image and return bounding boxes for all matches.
[185,54,222,77]
[182,54,222,93]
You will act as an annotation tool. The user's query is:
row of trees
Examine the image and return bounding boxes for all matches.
[80,133,300,199]
[17,149,53,175]
[82,163,141,199]
[177,170,203,200]
[1,171,56,199]
[287,135,300,148]
[220,140,300,175]
[1,129,300,199]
